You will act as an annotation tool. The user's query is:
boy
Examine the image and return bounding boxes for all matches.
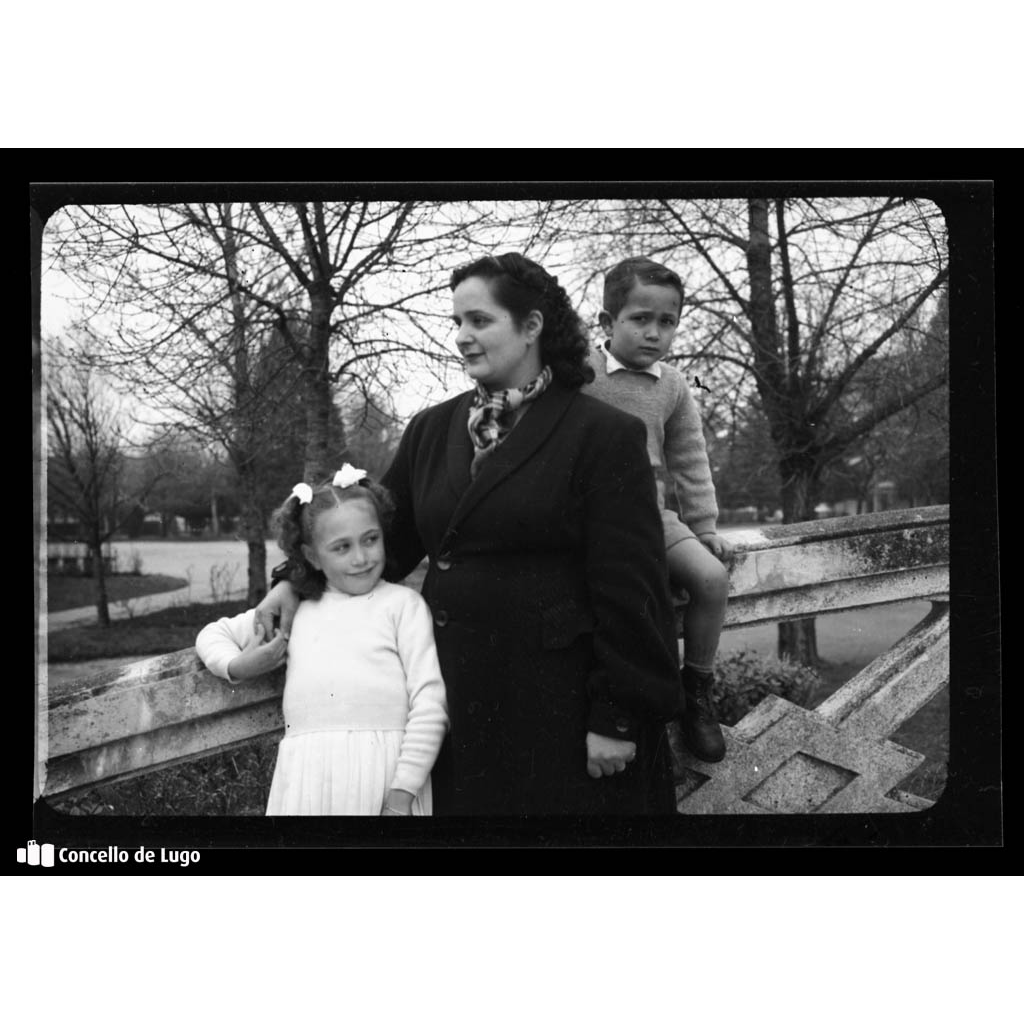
[583,256,732,762]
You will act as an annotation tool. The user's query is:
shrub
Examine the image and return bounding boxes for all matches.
[712,649,820,725]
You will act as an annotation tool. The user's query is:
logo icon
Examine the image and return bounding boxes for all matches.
[17,841,55,867]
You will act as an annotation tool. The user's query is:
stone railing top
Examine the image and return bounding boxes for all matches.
[723,504,948,551]
[722,505,948,628]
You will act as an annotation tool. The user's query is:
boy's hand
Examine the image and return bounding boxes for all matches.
[586,732,637,778]
[255,581,300,640]
[227,622,288,681]
[699,532,734,566]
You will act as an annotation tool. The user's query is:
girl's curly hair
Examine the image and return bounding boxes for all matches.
[270,475,396,599]
[450,252,594,389]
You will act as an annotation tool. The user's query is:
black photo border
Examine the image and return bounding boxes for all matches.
[26,176,1000,872]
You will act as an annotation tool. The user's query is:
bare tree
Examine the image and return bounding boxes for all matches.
[45,343,166,625]
[48,193,949,658]
[45,199,487,599]
[559,195,948,664]
[821,288,949,510]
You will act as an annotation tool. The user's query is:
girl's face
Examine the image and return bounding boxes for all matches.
[452,276,543,392]
[303,499,384,596]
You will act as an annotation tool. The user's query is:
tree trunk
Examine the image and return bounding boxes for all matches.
[778,456,822,668]
[304,287,335,481]
[247,537,267,606]
[210,490,220,536]
[236,460,267,606]
[221,202,266,606]
[88,532,111,627]
[778,618,819,667]
[743,199,822,672]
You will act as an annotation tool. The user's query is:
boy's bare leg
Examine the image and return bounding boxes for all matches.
[667,539,729,669]
[667,538,729,762]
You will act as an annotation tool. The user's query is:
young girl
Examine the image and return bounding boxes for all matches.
[195,464,448,816]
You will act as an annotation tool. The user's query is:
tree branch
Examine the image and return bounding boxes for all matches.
[810,265,949,422]
[250,204,312,288]
[804,198,898,382]
[822,368,949,458]
[775,200,802,394]
[657,200,751,318]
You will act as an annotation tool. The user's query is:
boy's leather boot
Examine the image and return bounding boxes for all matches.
[678,665,726,763]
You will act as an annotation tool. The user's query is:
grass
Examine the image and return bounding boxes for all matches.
[53,740,279,817]
[815,657,950,802]
[46,572,189,612]
[805,656,948,803]
[47,598,249,662]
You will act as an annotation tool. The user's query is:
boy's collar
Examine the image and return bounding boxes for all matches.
[601,342,662,379]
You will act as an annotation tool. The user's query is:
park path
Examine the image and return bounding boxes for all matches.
[44,539,270,686]
[44,538,273,631]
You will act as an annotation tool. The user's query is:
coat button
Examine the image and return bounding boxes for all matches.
[436,558,452,571]
[615,718,630,734]
[434,609,450,627]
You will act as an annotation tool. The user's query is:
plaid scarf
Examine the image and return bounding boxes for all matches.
[466,365,553,478]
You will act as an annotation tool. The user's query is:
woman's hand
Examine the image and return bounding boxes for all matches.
[699,532,735,566]
[254,581,300,639]
[226,622,288,681]
[381,788,415,816]
[585,732,637,778]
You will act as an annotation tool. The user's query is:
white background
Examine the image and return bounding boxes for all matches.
[16,4,1007,1013]
[8,3,1021,147]
[5,875,1018,1019]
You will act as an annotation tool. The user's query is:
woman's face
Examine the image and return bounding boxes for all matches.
[451,276,543,391]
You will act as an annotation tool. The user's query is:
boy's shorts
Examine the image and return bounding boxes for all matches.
[662,509,698,551]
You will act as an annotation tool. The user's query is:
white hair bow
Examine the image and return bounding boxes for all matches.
[289,483,313,505]
[333,463,368,489]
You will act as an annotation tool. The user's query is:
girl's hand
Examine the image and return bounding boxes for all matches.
[255,581,300,640]
[381,788,415,816]
[585,732,637,778]
[226,622,288,681]
[699,532,734,566]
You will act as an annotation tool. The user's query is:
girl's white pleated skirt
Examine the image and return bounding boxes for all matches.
[266,730,432,816]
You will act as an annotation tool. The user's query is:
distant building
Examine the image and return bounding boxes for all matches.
[830,480,912,517]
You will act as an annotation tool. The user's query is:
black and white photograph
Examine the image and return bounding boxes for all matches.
[29,181,999,863]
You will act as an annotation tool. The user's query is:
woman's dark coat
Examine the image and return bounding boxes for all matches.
[382,379,681,815]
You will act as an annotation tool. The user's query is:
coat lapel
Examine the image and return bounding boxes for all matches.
[445,381,578,536]
[445,390,476,498]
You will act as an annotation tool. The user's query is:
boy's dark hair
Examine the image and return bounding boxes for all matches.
[271,475,395,599]
[603,257,685,319]
[450,252,594,388]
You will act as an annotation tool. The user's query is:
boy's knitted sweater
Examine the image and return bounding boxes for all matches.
[583,345,718,536]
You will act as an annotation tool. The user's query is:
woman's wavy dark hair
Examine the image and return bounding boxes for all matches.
[450,252,594,388]
[271,475,396,599]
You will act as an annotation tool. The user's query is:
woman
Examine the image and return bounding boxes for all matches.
[258,253,681,815]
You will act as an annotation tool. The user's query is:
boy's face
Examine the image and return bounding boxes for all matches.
[600,282,682,371]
